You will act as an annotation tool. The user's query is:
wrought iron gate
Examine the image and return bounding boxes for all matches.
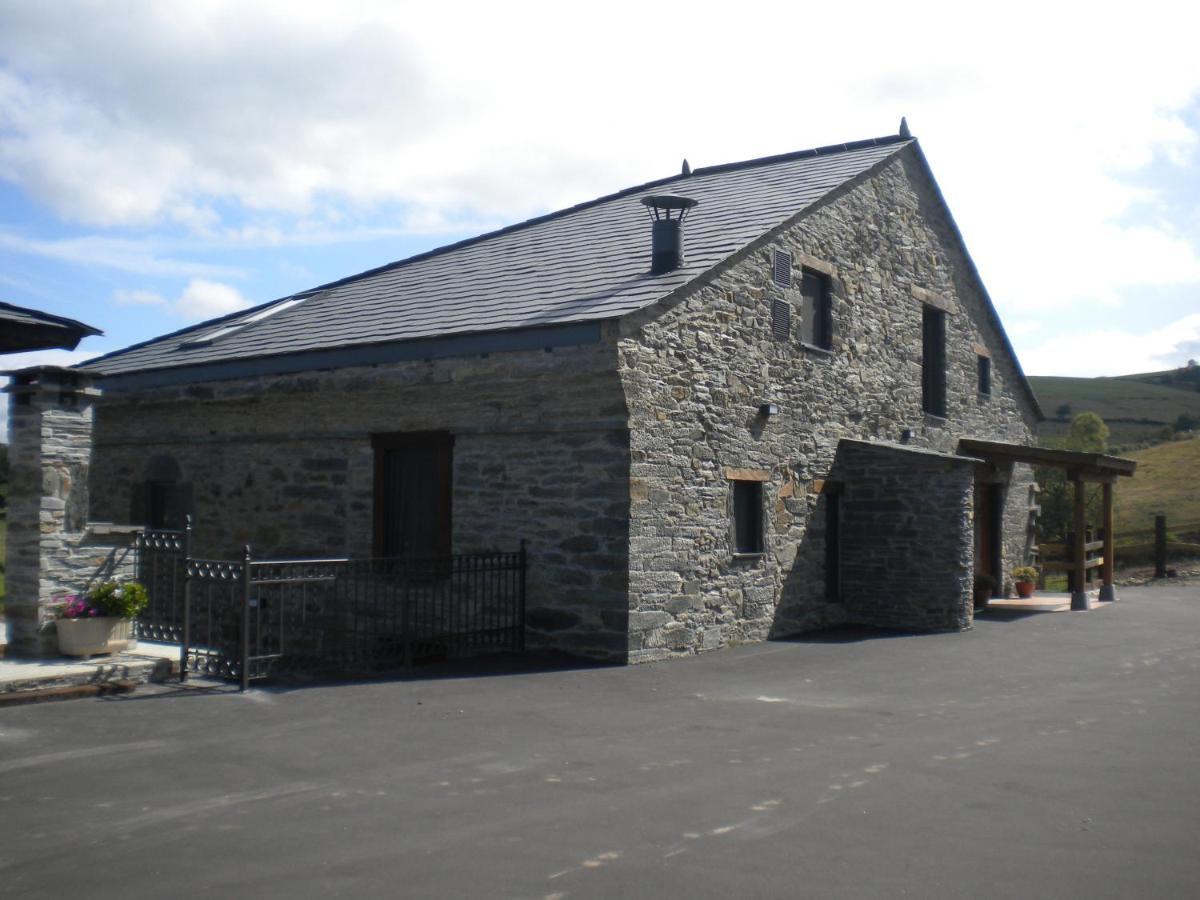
[133,529,526,689]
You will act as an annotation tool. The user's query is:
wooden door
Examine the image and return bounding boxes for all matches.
[975,482,1003,592]
[372,432,453,559]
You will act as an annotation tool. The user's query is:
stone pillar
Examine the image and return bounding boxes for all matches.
[4,366,100,657]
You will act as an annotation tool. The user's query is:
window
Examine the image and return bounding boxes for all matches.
[178,295,309,348]
[977,354,992,396]
[772,249,792,288]
[372,431,454,559]
[922,306,947,417]
[732,481,764,555]
[136,454,191,530]
[799,268,832,350]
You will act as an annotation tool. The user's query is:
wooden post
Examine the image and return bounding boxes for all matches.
[1099,481,1116,602]
[1154,515,1167,579]
[1071,479,1089,610]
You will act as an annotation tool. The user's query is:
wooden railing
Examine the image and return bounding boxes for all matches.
[1038,516,1200,582]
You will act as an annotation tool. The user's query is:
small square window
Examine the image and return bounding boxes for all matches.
[977,355,992,396]
[732,481,764,555]
[799,268,833,350]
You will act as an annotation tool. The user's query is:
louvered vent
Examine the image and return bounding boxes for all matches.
[771,298,791,340]
[772,249,793,288]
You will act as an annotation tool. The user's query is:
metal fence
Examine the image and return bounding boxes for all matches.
[134,526,191,642]
[133,528,526,689]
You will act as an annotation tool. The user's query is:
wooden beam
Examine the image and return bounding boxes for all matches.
[958,438,1137,476]
[1100,481,1116,601]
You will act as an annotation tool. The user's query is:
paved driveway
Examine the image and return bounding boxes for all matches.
[3,585,1199,899]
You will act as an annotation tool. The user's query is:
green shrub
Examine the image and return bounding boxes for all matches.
[87,580,149,618]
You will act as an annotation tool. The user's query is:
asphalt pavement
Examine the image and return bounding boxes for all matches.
[2,584,1199,899]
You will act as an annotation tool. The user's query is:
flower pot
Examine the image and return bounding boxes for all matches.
[1015,581,1036,599]
[56,617,135,658]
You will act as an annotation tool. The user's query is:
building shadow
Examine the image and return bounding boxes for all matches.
[105,650,620,699]
[774,623,927,644]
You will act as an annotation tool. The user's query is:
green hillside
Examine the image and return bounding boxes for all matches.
[1029,374,1200,449]
[1116,362,1200,394]
[1114,436,1200,535]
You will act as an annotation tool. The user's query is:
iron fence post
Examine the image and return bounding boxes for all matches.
[240,545,252,692]
[518,540,527,652]
[181,562,191,684]
[402,559,413,669]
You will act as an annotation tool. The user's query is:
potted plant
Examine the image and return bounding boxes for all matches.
[973,573,996,610]
[1011,566,1039,599]
[54,580,150,658]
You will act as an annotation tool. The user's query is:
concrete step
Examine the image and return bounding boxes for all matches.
[0,651,178,707]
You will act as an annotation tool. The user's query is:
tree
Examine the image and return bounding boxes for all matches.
[1176,413,1197,434]
[1066,411,1109,453]
[1055,403,1072,420]
[1035,413,1109,544]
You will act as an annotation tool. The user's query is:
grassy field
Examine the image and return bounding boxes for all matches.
[1029,375,1200,450]
[1114,437,1200,535]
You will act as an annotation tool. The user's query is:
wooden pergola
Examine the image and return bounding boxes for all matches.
[959,439,1138,609]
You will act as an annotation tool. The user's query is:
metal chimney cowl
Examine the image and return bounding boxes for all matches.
[641,194,698,274]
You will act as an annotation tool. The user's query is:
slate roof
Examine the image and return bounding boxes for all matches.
[82,135,910,377]
[0,301,102,354]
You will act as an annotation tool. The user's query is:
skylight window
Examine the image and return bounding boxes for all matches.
[178,297,307,349]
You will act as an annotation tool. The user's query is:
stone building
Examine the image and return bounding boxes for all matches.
[6,126,1046,661]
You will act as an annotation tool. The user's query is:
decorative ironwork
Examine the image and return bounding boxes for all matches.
[134,520,190,642]
[125,524,527,690]
[240,550,527,683]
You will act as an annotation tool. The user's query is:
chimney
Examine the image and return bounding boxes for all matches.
[641,194,698,274]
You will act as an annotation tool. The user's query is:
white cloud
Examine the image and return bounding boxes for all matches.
[0,230,243,278]
[113,288,167,307]
[111,279,250,321]
[0,0,1198,377]
[174,279,250,320]
[1019,313,1200,377]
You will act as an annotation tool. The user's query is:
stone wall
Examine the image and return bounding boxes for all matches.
[3,368,143,656]
[834,440,975,631]
[1002,463,1038,595]
[89,343,631,660]
[616,146,1039,661]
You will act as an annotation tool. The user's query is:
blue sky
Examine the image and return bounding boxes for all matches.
[2,0,1199,441]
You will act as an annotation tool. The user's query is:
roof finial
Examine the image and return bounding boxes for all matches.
[681,158,691,176]
[899,117,911,138]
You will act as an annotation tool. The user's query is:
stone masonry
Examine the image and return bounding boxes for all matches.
[834,440,976,631]
[87,342,632,660]
[4,368,140,656]
[616,146,1038,661]
[8,144,1040,663]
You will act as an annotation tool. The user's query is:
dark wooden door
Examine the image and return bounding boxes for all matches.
[372,432,453,559]
[975,482,1004,592]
